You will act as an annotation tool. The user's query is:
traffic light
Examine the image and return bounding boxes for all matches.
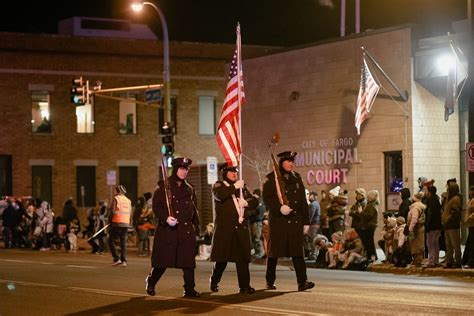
[71,77,89,105]
[161,121,174,157]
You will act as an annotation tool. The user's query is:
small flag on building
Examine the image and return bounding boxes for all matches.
[216,24,245,167]
[444,41,468,122]
[355,56,380,135]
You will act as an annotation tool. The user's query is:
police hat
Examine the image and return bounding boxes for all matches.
[219,164,239,173]
[277,151,297,161]
[171,156,192,168]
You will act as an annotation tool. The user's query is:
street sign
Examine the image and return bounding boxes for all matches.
[145,88,161,103]
[466,143,474,172]
[107,170,117,186]
[207,156,218,185]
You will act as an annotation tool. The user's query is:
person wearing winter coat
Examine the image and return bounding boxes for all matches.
[349,188,367,238]
[424,186,442,268]
[209,165,258,294]
[398,188,412,221]
[407,193,426,267]
[359,190,379,261]
[36,201,54,251]
[463,186,474,268]
[442,182,463,268]
[393,216,411,267]
[146,157,201,298]
[262,151,315,292]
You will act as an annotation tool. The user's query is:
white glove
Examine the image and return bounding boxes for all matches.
[238,216,244,224]
[166,216,178,227]
[303,225,309,235]
[234,180,245,189]
[237,198,248,208]
[280,205,292,215]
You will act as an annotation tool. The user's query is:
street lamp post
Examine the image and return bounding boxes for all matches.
[131,1,171,124]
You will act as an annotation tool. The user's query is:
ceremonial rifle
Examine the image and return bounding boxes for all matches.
[268,134,288,206]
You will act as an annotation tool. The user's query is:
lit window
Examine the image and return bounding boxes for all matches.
[76,101,95,133]
[199,96,216,135]
[31,91,51,133]
[119,96,137,134]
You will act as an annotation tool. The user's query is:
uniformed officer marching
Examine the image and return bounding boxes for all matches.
[262,151,315,291]
[145,157,201,297]
[209,164,259,294]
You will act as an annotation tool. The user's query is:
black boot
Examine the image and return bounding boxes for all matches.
[183,289,201,297]
[298,281,315,291]
[145,275,155,296]
[239,287,255,294]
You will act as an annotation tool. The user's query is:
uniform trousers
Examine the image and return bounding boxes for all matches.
[148,267,195,292]
[266,256,307,285]
[210,261,250,289]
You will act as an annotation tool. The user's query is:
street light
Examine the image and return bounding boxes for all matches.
[131,0,171,123]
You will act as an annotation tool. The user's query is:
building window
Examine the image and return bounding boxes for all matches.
[76,166,96,207]
[384,151,403,212]
[198,96,216,135]
[119,166,138,205]
[159,96,177,134]
[0,155,12,197]
[119,97,137,134]
[31,91,51,133]
[32,166,52,205]
[76,102,95,133]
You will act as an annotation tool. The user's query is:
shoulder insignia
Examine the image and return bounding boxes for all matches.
[213,182,222,189]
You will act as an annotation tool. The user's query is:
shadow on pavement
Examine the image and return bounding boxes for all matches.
[65,289,288,315]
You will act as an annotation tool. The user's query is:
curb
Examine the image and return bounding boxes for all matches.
[368,263,474,278]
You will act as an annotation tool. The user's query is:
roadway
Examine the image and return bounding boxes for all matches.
[1,249,474,315]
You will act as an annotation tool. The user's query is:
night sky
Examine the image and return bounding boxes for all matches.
[0,0,468,46]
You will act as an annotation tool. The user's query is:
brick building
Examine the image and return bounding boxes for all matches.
[0,17,276,228]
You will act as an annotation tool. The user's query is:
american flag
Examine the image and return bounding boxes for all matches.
[216,25,245,167]
[354,57,380,135]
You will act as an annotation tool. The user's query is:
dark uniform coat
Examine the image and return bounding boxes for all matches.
[210,181,258,262]
[263,170,309,258]
[151,175,200,268]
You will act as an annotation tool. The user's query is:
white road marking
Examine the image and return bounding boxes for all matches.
[66,265,97,269]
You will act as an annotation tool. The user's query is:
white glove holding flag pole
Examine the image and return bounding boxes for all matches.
[238,216,244,224]
[234,180,245,189]
[303,225,309,235]
[166,216,178,227]
[237,198,248,208]
[280,205,292,215]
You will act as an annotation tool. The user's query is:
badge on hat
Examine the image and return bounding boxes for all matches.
[172,157,193,168]
[277,151,297,161]
[219,164,239,173]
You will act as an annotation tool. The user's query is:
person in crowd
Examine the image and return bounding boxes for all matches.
[195,223,214,261]
[339,228,367,270]
[313,234,330,268]
[392,216,410,267]
[440,178,459,253]
[407,193,426,268]
[133,197,146,235]
[442,181,462,268]
[108,185,132,267]
[209,164,258,294]
[261,211,270,258]
[360,190,379,262]
[36,201,54,251]
[398,188,412,221]
[249,188,265,259]
[424,186,442,268]
[326,231,343,268]
[62,197,80,234]
[145,157,201,298]
[463,186,474,268]
[327,186,345,235]
[136,197,154,256]
[262,151,315,292]
[2,199,20,248]
[319,190,331,240]
[379,216,397,263]
[307,191,321,260]
[349,188,367,238]
[89,200,109,254]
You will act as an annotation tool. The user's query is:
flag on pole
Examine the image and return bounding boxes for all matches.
[355,56,380,135]
[216,24,245,167]
[444,41,468,121]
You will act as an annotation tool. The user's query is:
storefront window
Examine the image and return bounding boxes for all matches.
[384,151,403,212]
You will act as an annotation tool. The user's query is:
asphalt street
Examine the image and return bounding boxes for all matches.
[1,248,474,315]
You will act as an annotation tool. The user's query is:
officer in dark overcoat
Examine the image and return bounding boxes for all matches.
[262,151,315,291]
[145,157,201,297]
[209,164,259,294]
